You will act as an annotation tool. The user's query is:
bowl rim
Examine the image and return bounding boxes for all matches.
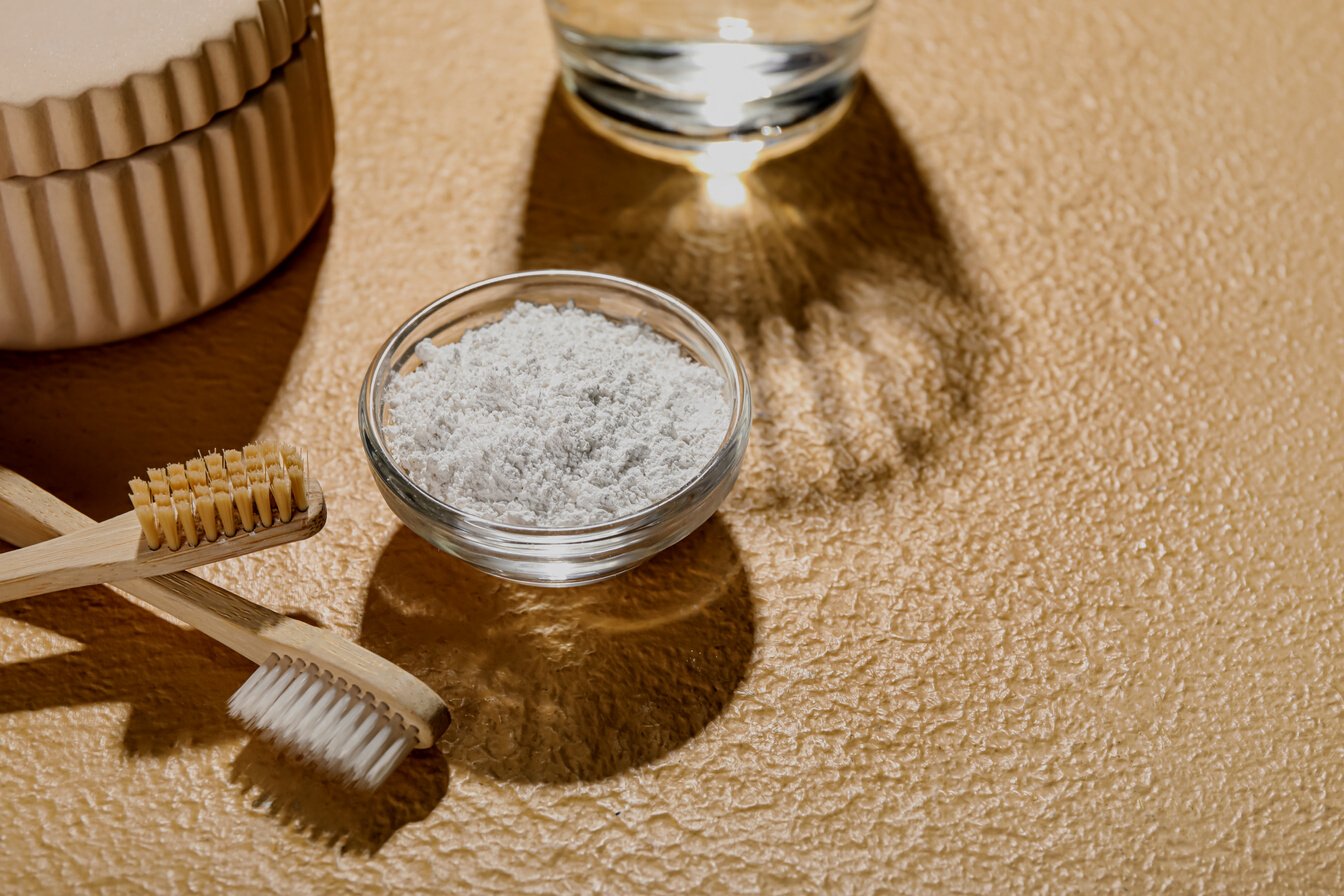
[359,269,752,539]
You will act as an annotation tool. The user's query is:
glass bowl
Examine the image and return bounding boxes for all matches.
[359,270,752,587]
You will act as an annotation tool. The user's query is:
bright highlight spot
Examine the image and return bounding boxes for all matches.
[704,96,746,127]
[685,44,771,99]
[717,16,754,41]
[693,140,765,176]
[705,174,748,207]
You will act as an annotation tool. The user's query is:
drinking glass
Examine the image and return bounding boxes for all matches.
[544,0,876,171]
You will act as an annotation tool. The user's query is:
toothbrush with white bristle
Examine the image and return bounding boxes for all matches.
[0,464,450,790]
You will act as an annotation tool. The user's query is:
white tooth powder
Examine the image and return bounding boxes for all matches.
[383,302,731,527]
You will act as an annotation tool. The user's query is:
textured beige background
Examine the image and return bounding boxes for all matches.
[1,0,1343,892]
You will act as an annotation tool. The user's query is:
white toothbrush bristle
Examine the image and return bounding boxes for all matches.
[227,654,418,790]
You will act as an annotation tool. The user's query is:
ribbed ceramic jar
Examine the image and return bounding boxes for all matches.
[0,0,335,349]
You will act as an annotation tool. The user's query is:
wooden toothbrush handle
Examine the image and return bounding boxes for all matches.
[0,467,98,543]
[0,493,326,603]
[0,466,450,745]
[0,466,284,664]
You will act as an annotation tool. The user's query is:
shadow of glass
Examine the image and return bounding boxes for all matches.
[0,588,250,755]
[359,517,754,784]
[517,81,997,507]
[0,201,334,520]
[230,737,450,854]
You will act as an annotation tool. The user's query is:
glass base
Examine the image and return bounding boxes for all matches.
[559,80,857,173]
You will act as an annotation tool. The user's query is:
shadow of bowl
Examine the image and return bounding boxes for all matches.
[359,516,755,784]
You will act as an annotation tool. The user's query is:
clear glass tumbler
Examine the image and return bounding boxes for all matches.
[544,0,876,171]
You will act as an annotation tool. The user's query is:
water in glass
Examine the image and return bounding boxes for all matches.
[545,0,876,170]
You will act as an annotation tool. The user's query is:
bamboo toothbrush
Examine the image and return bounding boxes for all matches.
[0,465,450,789]
[0,443,323,601]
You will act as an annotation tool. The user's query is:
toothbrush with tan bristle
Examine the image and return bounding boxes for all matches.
[0,443,322,601]
[0,463,450,789]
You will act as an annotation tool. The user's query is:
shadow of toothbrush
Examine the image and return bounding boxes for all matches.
[0,581,446,855]
[0,587,248,754]
[230,737,450,855]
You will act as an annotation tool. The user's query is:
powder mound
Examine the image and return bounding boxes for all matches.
[384,302,731,527]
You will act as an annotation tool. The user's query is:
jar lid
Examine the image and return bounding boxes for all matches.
[0,0,309,178]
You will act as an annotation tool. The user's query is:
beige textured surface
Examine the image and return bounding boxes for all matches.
[0,0,309,177]
[0,0,1342,891]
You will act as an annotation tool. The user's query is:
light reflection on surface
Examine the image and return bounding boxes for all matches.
[704,173,748,207]
[716,16,754,41]
[693,140,765,175]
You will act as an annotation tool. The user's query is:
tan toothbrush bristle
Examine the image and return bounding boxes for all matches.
[154,493,181,550]
[282,445,309,511]
[167,468,199,548]
[147,468,169,499]
[225,450,255,531]
[245,445,274,528]
[166,466,189,514]
[168,476,190,503]
[130,445,313,547]
[251,480,273,528]
[185,457,209,491]
[129,479,162,550]
[269,463,294,522]
[234,484,255,531]
[194,483,219,542]
[212,479,237,537]
[172,491,198,548]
